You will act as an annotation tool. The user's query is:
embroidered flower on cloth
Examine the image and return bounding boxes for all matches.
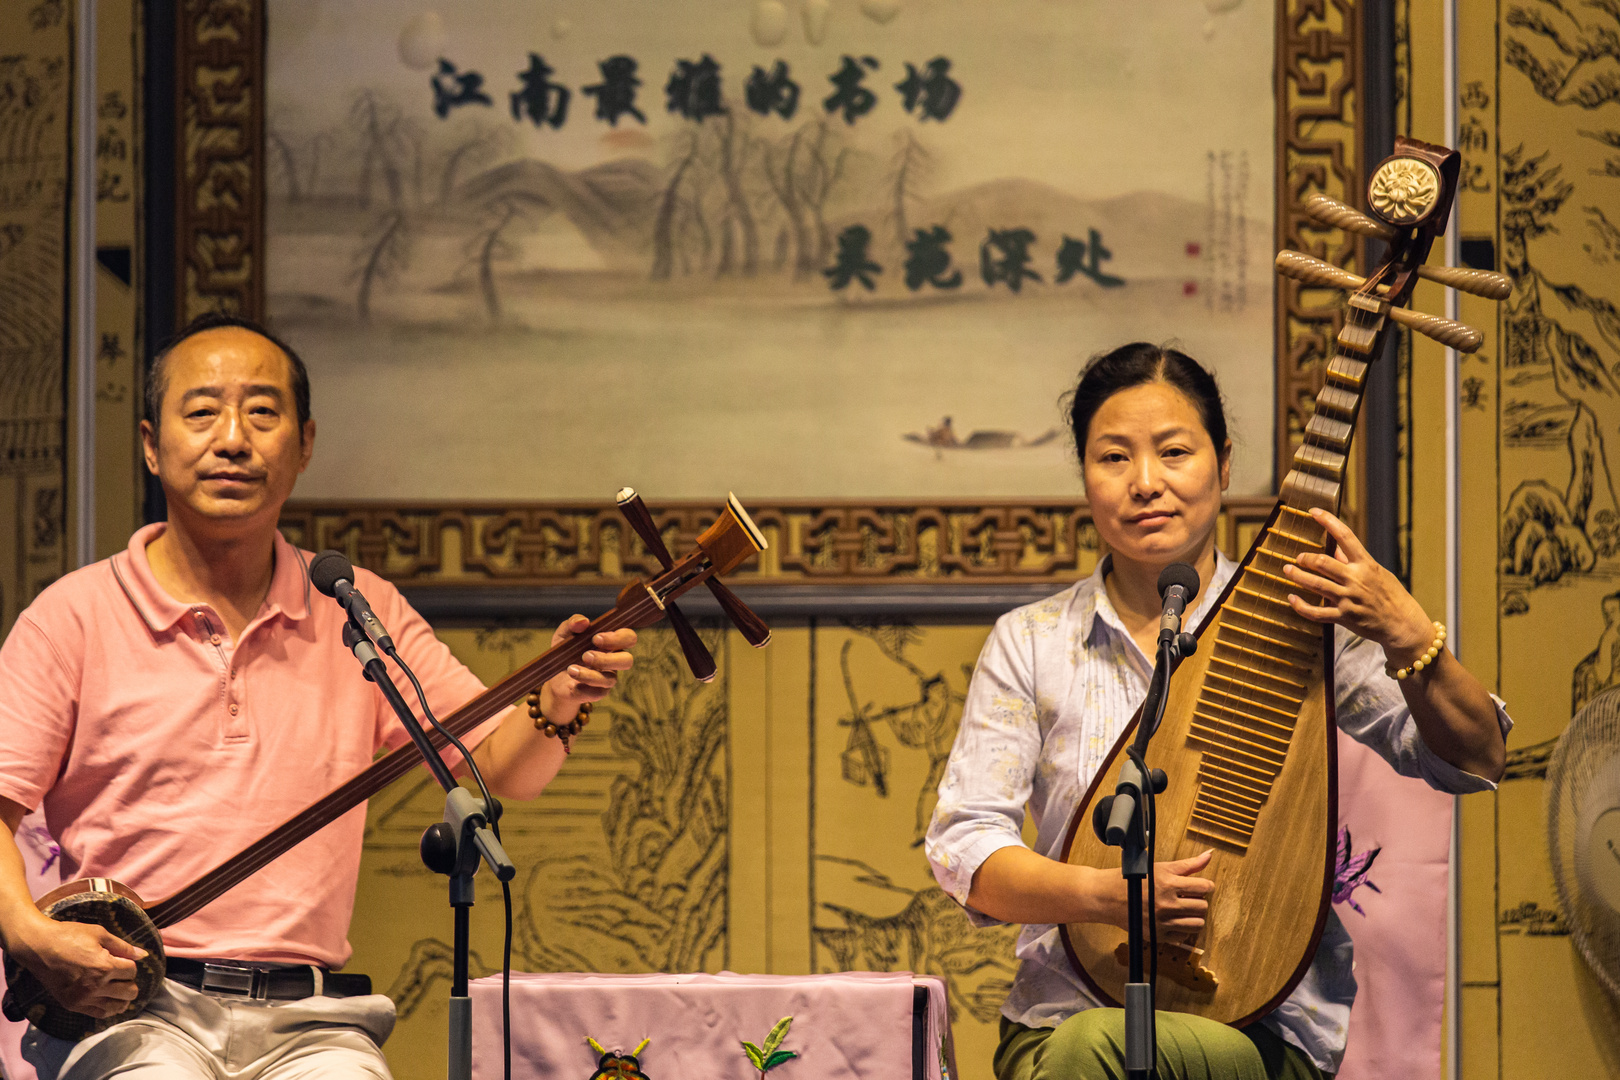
[21,820,59,877]
[742,1016,799,1075]
[1332,826,1383,916]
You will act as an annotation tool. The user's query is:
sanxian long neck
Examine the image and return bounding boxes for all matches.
[1179,294,1389,853]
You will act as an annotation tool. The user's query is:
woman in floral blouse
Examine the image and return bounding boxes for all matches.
[924,342,1508,1080]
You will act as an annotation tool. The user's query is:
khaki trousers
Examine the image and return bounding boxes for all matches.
[995,1013,1327,1080]
[22,980,396,1080]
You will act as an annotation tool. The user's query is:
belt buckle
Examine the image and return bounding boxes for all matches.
[200,962,269,1001]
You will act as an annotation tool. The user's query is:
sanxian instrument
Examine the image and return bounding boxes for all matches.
[2,492,770,1041]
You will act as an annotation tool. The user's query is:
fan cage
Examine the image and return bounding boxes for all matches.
[1547,687,1620,1003]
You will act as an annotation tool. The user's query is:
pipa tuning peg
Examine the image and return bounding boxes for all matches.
[1303,193,1397,242]
[1300,194,1512,301]
[1274,251,1484,353]
[1410,262,1513,301]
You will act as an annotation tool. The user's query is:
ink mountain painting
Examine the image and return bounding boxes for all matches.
[266,0,1276,501]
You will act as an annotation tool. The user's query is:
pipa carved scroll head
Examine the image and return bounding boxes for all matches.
[1367,157,1443,227]
[1274,137,1509,354]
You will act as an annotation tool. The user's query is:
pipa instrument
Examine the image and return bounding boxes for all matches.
[2,491,770,1041]
[1059,137,1511,1024]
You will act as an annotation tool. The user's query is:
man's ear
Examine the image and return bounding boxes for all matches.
[140,419,160,476]
[299,418,316,472]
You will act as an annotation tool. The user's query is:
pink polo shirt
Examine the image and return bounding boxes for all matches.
[0,524,491,968]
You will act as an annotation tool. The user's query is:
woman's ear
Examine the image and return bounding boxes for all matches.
[1219,439,1232,492]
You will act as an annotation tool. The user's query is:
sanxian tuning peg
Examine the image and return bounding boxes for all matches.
[614,487,717,683]
[704,568,771,649]
[614,489,773,682]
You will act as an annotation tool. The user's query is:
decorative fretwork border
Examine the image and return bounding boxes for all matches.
[279,498,1279,588]
[185,3,1368,591]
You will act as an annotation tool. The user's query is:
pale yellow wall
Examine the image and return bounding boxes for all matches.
[7,0,144,645]
[91,0,144,560]
[351,622,1022,1080]
[1405,2,1620,1077]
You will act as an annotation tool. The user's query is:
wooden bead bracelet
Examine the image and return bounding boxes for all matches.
[1385,621,1446,681]
[525,693,592,753]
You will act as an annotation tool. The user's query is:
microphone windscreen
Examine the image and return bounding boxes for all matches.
[1157,562,1201,602]
[309,549,355,598]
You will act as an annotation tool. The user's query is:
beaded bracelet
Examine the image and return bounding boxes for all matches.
[1385,621,1447,680]
[526,693,592,753]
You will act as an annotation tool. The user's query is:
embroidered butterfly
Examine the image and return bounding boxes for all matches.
[586,1036,652,1080]
[1332,826,1383,916]
[21,821,59,876]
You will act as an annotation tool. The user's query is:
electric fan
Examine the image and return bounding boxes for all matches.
[1548,686,1620,999]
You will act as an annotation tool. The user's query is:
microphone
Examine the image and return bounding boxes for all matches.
[1157,562,1201,644]
[310,550,395,654]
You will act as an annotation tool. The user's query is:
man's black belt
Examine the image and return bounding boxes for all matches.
[166,958,371,1001]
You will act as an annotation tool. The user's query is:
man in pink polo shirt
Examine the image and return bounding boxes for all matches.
[0,313,638,1079]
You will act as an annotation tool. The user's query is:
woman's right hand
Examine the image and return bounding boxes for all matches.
[1092,850,1215,932]
[966,845,1215,929]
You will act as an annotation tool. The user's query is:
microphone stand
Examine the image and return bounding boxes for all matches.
[1094,627,1196,1080]
[342,623,515,1080]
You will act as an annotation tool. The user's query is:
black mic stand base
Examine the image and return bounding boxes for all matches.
[352,620,513,1080]
[449,882,473,1080]
[1095,629,1194,1080]
[422,793,514,1080]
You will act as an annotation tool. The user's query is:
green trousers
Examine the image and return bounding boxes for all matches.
[994,1013,1327,1080]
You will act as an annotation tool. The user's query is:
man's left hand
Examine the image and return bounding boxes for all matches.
[538,615,637,719]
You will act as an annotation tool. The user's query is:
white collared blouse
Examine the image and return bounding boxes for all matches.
[924,552,1511,1073]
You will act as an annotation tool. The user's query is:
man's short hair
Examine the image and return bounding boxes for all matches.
[145,312,312,431]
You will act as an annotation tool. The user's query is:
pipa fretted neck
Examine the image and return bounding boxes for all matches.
[1181,295,1385,852]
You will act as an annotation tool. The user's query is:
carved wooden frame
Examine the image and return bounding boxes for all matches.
[173,0,263,321]
[171,0,1370,596]
[278,497,1282,618]
[1276,0,1371,524]
[277,496,1278,597]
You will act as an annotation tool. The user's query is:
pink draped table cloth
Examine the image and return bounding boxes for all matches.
[469,971,956,1080]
